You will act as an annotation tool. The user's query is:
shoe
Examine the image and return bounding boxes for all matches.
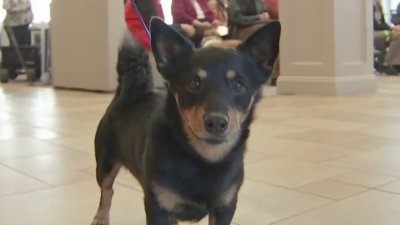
[270,78,277,86]
[384,65,398,75]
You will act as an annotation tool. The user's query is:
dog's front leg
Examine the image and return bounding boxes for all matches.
[209,200,237,225]
[144,195,172,225]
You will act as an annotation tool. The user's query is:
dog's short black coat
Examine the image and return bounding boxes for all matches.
[91,18,280,225]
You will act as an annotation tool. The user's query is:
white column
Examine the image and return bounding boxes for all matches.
[50,0,125,91]
[277,0,377,95]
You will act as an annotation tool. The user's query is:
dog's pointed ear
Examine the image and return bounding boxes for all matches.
[237,21,281,81]
[150,18,194,79]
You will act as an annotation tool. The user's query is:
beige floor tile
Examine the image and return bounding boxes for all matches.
[362,123,400,139]
[297,179,368,200]
[114,173,143,192]
[273,190,400,225]
[247,138,352,163]
[0,181,148,225]
[332,170,397,187]
[1,151,95,186]
[278,130,400,151]
[278,117,371,131]
[304,108,400,125]
[0,164,48,196]
[0,137,72,161]
[0,123,61,140]
[48,136,95,154]
[232,179,331,225]
[377,180,400,194]
[249,121,311,139]
[244,150,277,164]
[327,146,400,176]
[245,158,349,188]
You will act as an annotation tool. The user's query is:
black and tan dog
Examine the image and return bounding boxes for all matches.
[91,18,280,225]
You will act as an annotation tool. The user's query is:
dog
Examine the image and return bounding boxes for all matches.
[91,18,280,225]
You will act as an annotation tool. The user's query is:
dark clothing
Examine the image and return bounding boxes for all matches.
[397,3,400,15]
[373,3,390,31]
[5,23,30,47]
[227,0,268,38]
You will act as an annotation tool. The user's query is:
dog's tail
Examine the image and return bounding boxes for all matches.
[115,31,154,106]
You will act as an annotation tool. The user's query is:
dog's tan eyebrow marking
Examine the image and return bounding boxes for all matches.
[197,68,207,80]
[174,93,181,110]
[226,70,236,80]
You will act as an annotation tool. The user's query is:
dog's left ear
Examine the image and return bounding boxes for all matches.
[237,21,281,81]
[150,17,194,80]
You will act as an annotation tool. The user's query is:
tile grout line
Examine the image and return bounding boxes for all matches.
[0,162,55,187]
[267,200,336,225]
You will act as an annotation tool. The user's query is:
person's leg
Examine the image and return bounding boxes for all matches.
[386,31,400,68]
[20,24,31,46]
[374,31,397,75]
[191,27,205,47]
[374,31,387,55]
[11,25,27,46]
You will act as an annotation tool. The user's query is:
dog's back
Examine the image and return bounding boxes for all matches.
[94,33,164,185]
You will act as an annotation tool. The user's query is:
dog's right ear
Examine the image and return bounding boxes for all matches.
[150,18,194,80]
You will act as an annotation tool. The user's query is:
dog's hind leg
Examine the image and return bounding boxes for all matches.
[91,161,121,225]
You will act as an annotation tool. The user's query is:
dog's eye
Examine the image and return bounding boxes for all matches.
[231,79,246,94]
[187,78,202,92]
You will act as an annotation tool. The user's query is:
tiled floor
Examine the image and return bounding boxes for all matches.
[1,76,400,225]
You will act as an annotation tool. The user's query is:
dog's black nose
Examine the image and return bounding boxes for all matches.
[204,116,228,136]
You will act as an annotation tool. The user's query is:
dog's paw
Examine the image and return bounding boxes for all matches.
[91,217,109,225]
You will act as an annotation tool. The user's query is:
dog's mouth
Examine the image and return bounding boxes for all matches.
[188,126,227,145]
[203,137,225,145]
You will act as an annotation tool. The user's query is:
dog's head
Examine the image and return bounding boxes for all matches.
[150,18,280,162]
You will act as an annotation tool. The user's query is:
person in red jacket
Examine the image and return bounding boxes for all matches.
[124,0,195,51]
[124,0,164,51]
[124,0,196,88]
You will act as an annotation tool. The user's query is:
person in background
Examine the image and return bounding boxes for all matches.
[2,0,33,47]
[208,0,228,26]
[125,0,195,51]
[124,0,196,88]
[264,0,278,19]
[374,0,400,75]
[2,0,33,79]
[171,0,220,47]
[227,0,269,40]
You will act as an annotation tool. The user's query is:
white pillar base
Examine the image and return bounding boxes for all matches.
[278,74,377,95]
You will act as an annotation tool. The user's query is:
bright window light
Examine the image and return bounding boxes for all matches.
[0,0,52,23]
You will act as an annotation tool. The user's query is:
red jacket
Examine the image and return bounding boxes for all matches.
[171,0,216,24]
[124,0,164,50]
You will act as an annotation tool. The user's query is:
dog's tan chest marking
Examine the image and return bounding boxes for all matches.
[218,183,239,206]
[153,183,194,212]
[188,132,239,163]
